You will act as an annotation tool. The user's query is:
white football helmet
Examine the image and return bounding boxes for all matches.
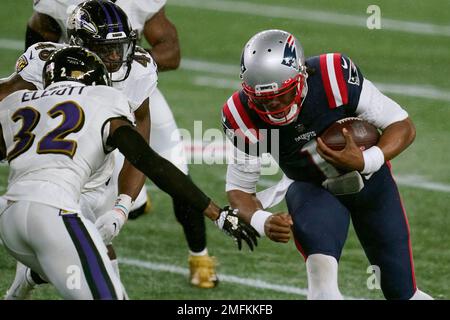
[240,29,308,125]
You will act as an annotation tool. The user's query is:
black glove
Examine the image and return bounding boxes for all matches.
[215,206,259,251]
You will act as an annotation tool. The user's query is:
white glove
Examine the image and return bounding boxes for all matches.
[95,194,133,245]
[95,209,127,245]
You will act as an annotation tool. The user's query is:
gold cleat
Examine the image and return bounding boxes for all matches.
[188,255,219,289]
[128,194,152,220]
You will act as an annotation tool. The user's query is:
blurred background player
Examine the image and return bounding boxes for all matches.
[222,29,433,300]
[0,46,257,299]
[25,0,219,288]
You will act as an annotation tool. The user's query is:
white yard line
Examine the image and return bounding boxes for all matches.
[192,75,450,102]
[184,60,450,102]
[0,245,361,299]
[0,38,23,51]
[120,257,364,299]
[1,39,450,102]
[259,175,450,193]
[393,175,450,193]
[180,141,450,194]
[169,0,450,37]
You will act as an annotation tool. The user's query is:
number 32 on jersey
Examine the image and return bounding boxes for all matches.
[7,101,85,161]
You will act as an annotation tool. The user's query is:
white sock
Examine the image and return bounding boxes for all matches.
[410,289,433,300]
[306,254,343,300]
[111,259,120,281]
[25,268,37,286]
[189,248,208,256]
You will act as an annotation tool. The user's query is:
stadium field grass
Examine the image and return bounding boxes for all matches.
[0,0,449,299]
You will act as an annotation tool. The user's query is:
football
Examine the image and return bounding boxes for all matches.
[320,117,380,151]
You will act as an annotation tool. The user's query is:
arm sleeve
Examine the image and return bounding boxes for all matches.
[226,147,261,193]
[110,125,211,213]
[356,79,409,130]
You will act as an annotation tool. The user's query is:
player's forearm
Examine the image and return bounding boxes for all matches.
[227,190,263,225]
[112,125,211,214]
[117,160,146,200]
[146,42,180,71]
[377,117,416,161]
[117,99,151,199]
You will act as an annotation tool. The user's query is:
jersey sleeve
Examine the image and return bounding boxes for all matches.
[16,42,62,90]
[221,91,264,157]
[91,87,136,152]
[355,79,408,130]
[318,53,364,112]
[124,47,158,112]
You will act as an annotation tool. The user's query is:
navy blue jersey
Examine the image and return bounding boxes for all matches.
[222,53,365,184]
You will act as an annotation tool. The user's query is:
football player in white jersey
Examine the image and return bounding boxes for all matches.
[0,1,156,298]
[0,1,212,297]
[0,46,258,300]
[24,0,220,288]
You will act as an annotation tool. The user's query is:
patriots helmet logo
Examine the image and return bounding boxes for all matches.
[281,35,299,70]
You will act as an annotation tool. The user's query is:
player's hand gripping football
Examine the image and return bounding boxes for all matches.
[215,206,260,251]
[317,128,365,172]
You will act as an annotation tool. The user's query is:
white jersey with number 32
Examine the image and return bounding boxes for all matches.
[0,82,134,213]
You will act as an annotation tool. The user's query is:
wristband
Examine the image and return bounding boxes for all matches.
[361,146,385,174]
[113,194,134,219]
[250,210,273,237]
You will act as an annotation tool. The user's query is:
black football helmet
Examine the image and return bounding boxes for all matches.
[67,0,137,82]
[43,46,111,88]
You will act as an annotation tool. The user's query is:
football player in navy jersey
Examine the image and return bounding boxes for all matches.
[222,29,432,300]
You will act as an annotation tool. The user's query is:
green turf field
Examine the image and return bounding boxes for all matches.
[0,0,449,300]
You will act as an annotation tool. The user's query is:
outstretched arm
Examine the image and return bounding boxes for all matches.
[97,119,259,249]
[226,154,293,243]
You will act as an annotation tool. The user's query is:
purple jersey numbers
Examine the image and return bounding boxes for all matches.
[7,101,85,161]
[37,101,85,158]
[7,107,41,161]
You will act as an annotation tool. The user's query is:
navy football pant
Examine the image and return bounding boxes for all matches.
[286,164,416,300]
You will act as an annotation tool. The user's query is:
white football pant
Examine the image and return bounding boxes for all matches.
[0,200,125,300]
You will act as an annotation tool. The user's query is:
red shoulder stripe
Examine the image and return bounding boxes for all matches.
[319,54,336,109]
[333,53,348,105]
[222,102,239,131]
[232,92,259,140]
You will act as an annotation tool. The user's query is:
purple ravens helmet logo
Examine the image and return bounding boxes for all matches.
[281,35,299,70]
[69,9,98,35]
